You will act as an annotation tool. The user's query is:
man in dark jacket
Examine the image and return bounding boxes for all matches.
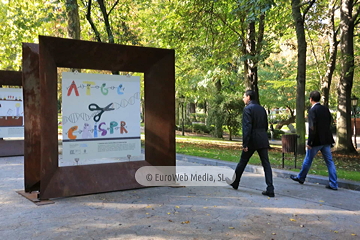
[226,90,275,197]
[290,91,338,190]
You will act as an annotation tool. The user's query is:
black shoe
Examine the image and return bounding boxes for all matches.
[290,175,304,184]
[225,177,238,190]
[325,185,338,191]
[262,191,275,197]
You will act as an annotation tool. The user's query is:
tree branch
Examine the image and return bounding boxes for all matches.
[352,6,360,24]
[256,13,265,54]
[302,0,316,23]
[108,0,120,16]
[204,10,243,39]
[86,0,102,42]
[97,0,115,43]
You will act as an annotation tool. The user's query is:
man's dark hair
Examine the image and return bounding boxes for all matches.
[309,91,321,102]
[245,90,257,101]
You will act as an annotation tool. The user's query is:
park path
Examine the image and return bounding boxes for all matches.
[1,156,360,240]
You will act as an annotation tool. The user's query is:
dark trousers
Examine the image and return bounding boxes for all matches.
[233,148,274,192]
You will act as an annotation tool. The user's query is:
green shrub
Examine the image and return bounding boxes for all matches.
[190,113,207,123]
[267,129,285,139]
[192,123,213,134]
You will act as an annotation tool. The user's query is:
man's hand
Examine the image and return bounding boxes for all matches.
[306,145,312,149]
[243,147,248,152]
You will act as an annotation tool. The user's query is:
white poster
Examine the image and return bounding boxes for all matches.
[0,88,24,138]
[61,72,141,166]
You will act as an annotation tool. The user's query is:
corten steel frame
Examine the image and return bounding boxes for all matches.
[0,70,24,156]
[24,36,175,200]
[22,43,41,192]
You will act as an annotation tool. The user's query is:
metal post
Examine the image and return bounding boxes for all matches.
[351,95,358,149]
[354,108,357,149]
[181,102,185,136]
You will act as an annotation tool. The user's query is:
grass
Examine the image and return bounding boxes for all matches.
[174,134,360,182]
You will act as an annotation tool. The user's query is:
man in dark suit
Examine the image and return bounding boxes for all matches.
[290,91,338,190]
[226,90,275,197]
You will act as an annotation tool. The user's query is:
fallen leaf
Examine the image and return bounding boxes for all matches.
[272,233,276,235]
[334,231,338,233]
[351,233,357,236]
[319,200,325,202]
[175,206,180,208]
[228,227,235,229]
[167,212,171,215]
[146,206,152,208]
[168,219,173,222]
[203,207,208,209]
[181,221,190,224]
[290,219,296,222]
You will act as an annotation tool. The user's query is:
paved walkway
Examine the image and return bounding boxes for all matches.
[1,154,360,240]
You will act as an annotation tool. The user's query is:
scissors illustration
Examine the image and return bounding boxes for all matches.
[88,103,114,122]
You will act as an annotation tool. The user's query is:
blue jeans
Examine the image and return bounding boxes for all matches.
[297,144,338,189]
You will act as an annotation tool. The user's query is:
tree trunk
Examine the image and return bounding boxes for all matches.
[213,79,223,138]
[291,0,309,155]
[335,0,358,153]
[65,0,81,72]
[97,0,120,75]
[244,20,261,104]
[321,0,338,107]
[65,0,80,39]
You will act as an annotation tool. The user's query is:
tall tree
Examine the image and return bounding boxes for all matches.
[320,0,340,107]
[209,0,274,103]
[335,0,360,153]
[66,0,81,73]
[291,0,315,154]
[65,0,81,40]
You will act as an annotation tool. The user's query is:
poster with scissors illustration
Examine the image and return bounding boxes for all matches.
[0,88,24,138]
[62,72,141,166]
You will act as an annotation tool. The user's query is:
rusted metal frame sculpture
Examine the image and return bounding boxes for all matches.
[23,36,175,200]
[0,70,24,156]
[22,43,41,192]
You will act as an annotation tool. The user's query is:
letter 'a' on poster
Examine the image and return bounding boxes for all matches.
[0,88,24,138]
[61,72,142,166]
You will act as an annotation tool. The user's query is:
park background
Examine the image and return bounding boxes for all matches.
[1,0,359,179]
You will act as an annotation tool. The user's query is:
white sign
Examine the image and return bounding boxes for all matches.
[0,88,24,138]
[61,72,141,166]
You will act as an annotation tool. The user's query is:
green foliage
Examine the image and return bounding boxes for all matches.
[221,94,244,139]
[191,123,214,134]
[207,94,225,138]
[258,58,297,110]
[0,0,359,147]
[0,0,63,70]
[267,128,285,139]
[190,113,206,123]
